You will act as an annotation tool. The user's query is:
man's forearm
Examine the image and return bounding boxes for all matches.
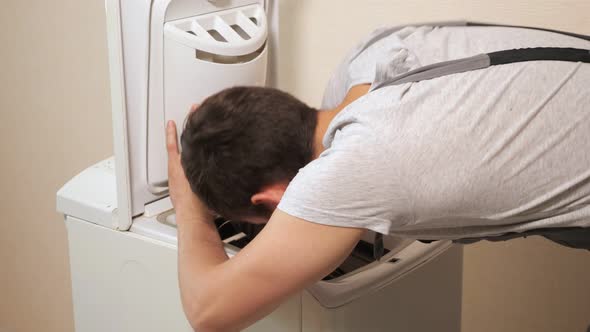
[166,119,234,330]
[177,212,229,330]
[177,212,227,270]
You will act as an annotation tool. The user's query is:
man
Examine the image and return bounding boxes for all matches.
[166,24,590,331]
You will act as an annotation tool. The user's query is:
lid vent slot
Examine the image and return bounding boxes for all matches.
[231,24,250,40]
[207,29,227,42]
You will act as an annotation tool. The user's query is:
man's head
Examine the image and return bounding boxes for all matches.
[180,86,317,223]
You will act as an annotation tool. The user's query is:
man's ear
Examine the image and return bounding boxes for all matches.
[251,182,289,211]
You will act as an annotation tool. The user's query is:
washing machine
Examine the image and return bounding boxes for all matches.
[57,1,463,331]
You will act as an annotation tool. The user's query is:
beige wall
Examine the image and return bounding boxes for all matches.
[0,1,112,332]
[1,1,588,332]
[462,238,590,332]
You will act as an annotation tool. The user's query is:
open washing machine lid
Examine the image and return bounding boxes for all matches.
[105,0,278,230]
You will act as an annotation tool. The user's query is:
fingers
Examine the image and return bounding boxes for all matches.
[166,120,179,155]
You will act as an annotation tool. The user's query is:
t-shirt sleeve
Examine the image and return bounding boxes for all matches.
[321,27,420,110]
[277,134,414,234]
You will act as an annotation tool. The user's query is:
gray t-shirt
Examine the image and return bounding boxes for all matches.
[277,25,590,240]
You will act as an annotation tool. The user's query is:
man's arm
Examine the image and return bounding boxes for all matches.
[167,121,365,332]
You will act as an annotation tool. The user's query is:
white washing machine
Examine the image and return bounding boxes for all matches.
[57,1,463,331]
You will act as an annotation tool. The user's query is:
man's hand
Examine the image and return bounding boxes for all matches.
[166,119,212,223]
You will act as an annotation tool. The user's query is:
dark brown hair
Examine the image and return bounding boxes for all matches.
[180,86,317,220]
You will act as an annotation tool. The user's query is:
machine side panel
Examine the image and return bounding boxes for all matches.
[66,216,190,331]
[302,246,463,332]
[65,216,301,332]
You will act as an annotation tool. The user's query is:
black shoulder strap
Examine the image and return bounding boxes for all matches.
[489,47,590,65]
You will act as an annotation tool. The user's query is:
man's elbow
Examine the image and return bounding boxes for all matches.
[184,299,235,332]
[188,315,221,332]
[186,307,215,332]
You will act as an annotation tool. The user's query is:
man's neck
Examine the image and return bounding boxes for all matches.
[312,84,371,158]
